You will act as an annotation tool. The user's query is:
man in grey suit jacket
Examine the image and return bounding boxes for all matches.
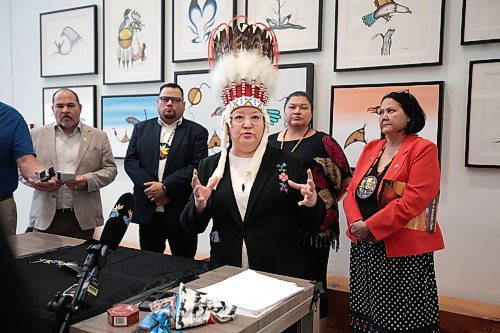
[28,88,117,239]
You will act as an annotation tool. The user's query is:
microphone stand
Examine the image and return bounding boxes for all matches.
[48,243,109,333]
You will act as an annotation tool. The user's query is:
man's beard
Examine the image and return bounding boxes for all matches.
[162,109,175,120]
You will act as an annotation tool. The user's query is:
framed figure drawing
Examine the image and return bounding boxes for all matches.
[334,0,445,71]
[172,0,236,63]
[246,0,323,54]
[330,81,444,168]
[461,0,500,45]
[43,85,96,128]
[101,94,159,158]
[465,59,500,168]
[103,0,164,84]
[40,5,97,77]
[174,63,314,155]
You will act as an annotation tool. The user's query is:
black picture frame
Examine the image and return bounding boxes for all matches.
[334,0,445,72]
[40,5,97,77]
[245,0,323,54]
[172,0,237,63]
[101,94,159,158]
[103,0,164,85]
[330,81,444,168]
[174,63,314,155]
[461,0,500,45]
[465,59,500,168]
[42,85,97,128]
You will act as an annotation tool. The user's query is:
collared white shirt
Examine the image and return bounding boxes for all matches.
[229,152,254,269]
[54,122,81,209]
[156,117,182,212]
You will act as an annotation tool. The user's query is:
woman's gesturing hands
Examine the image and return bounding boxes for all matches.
[288,169,318,208]
[191,169,219,213]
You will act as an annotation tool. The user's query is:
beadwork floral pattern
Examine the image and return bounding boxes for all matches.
[276,163,289,193]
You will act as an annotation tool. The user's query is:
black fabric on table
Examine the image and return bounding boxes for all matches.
[16,241,214,332]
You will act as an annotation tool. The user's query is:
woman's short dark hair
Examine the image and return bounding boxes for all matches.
[284,91,313,113]
[381,90,426,135]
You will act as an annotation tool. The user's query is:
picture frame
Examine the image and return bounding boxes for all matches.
[40,5,97,77]
[43,85,97,128]
[330,81,444,168]
[101,94,159,159]
[103,0,164,84]
[245,0,323,54]
[334,0,445,72]
[461,0,500,45]
[174,63,314,155]
[465,59,500,168]
[172,0,236,63]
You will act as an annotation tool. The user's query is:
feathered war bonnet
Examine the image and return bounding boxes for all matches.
[207,16,279,184]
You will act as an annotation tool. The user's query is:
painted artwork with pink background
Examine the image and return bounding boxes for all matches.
[330,82,443,168]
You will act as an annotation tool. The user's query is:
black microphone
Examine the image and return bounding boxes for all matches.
[99,192,135,251]
[75,193,135,307]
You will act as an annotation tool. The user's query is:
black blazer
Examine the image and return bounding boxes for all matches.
[125,117,208,226]
[181,145,325,278]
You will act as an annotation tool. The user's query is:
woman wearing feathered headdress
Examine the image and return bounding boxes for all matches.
[181,18,325,280]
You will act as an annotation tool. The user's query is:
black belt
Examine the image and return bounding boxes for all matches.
[56,208,74,213]
[0,193,13,203]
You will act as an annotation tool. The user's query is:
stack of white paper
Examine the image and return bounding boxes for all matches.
[198,269,304,318]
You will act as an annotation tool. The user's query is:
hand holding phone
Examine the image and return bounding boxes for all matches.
[57,171,76,182]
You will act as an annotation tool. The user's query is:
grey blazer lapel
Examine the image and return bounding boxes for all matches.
[75,124,91,168]
[46,125,58,169]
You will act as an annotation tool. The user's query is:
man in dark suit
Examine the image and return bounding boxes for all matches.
[125,83,208,258]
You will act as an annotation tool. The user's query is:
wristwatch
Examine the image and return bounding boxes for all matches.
[162,184,166,193]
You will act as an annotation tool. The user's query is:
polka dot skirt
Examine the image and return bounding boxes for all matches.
[349,240,440,332]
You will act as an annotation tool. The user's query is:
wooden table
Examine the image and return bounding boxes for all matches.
[10,233,319,333]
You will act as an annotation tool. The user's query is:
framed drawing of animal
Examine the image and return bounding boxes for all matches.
[40,5,97,77]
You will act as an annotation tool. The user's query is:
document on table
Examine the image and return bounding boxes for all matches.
[198,269,304,318]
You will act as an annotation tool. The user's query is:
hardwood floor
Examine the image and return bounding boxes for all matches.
[323,289,500,333]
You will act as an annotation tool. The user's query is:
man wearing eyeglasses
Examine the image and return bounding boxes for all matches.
[125,83,208,258]
[27,88,117,239]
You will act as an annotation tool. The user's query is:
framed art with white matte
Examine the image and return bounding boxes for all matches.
[40,5,97,77]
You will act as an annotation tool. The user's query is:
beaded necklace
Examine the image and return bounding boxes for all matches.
[280,127,311,153]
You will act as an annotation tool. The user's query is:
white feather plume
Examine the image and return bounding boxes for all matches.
[211,50,278,98]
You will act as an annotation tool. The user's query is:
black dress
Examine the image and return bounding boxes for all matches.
[350,156,440,332]
[269,131,351,318]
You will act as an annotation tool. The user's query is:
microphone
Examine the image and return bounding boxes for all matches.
[49,193,135,332]
[99,192,135,251]
[77,193,135,307]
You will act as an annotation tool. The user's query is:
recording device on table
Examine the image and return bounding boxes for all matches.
[47,192,135,333]
[57,171,76,182]
[35,167,56,182]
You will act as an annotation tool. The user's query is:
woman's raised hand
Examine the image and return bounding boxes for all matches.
[191,169,219,213]
[288,169,318,208]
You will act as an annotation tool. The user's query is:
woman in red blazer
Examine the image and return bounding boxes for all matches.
[343,90,444,332]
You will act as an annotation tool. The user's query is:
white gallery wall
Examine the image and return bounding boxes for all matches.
[1,0,500,305]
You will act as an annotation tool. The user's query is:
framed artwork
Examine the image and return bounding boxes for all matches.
[42,85,97,128]
[465,59,500,168]
[172,0,236,63]
[103,0,164,84]
[101,94,159,158]
[334,0,445,71]
[461,0,500,45]
[174,63,314,155]
[245,0,323,54]
[330,81,444,168]
[40,5,97,77]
